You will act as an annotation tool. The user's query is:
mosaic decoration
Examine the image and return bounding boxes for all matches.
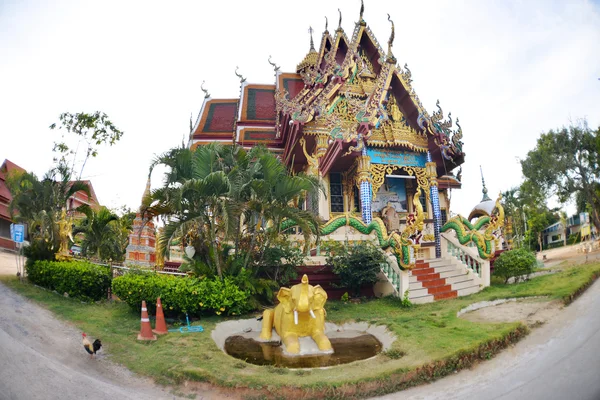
[366,148,426,167]
[280,210,423,270]
[441,194,504,259]
[358,146,372,223]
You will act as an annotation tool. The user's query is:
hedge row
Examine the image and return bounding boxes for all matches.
[111,273,252,316]
[26,260,111,301]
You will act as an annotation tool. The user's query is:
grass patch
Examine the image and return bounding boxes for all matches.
[2,262,599,399]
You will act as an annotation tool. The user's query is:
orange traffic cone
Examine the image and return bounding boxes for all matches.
[137,300,157,341]
[153,297,168,335]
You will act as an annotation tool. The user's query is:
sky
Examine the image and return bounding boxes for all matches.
[1,0,599,218]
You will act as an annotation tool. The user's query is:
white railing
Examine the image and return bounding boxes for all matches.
[441,232,490,287]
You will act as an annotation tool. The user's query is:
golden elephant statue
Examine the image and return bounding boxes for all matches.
[259,274,332,354]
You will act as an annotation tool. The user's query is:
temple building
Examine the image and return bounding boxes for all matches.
[189,4,503,303]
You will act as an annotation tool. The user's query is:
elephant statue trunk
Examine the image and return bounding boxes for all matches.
[259,274,332,355]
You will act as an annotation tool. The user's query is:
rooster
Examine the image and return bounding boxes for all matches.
[82,333,102,359]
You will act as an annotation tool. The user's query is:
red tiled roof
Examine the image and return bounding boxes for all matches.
[193,99,238,139]
[240,84,276,123]
[0,159,26,205]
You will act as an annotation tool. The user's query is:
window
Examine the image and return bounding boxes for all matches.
[441,209,448,226]
[329,172,344,213]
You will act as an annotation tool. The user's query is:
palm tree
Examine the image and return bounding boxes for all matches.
[9,163,90,258]
[73,205,121,261]
[144,143,322,280]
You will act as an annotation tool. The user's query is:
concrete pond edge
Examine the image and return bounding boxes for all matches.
[212,318,396,357]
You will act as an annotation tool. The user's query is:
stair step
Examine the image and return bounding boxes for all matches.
[433,290,458,300]
[444,273,471,284]
[408,281,423,290]
[450,280,478,290]
[423,258,449,266]
[426,284,454,295]
[420,278,447,288]
[411,294,434,304]
[408,287,429,297]
[414,272,441,281]
[457,285,481,297]
[431,265,458,273]
[411,267,436,276]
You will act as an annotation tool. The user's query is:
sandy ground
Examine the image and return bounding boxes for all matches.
[459,297,563,327]
[456,242,600,326]
[537,241,600,268]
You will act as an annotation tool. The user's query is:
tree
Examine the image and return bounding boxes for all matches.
[521,121,600,232]
[50,112,124,180]
[518,180,558,251]
[502,186,527,249]
[73,205,123,261]
[145,143,322,283]
[8,163,90,260]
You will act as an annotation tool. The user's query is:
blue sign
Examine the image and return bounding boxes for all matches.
[366,148,426,167]
[10,224,24,243]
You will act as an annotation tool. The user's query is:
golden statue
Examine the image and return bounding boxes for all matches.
[260,274,332,354]
[56,207,73,261]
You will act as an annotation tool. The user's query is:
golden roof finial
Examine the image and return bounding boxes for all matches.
[324,16,328,32]
[386,14,396,64]
[268,55,280,73]
[337,8,343,31]
[200,80,210,98]
[235,66,246,84]
[308,26,315,51]
[359,0,366,26]
[142,176,151,205]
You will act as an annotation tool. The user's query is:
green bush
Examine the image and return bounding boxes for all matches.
[326,241,386,297]
[492,248,537,284]
[112,273,252,317]
[26,260,111,301]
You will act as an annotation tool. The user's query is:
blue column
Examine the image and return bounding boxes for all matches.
[359,145,372,224]
[360,180,372,224]
[427,152,442,258]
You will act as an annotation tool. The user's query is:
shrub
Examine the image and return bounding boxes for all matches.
[26,260,111,301]
[492,248,537,284]
[326,242,386,297]
[112,273,252,317]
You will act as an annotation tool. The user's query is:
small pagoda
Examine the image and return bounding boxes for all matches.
[125,178,156,267]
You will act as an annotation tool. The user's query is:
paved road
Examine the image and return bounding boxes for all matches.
[0,281,191,400]
[372,278,600,400]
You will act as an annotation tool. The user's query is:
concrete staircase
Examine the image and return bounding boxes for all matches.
[408,258,483,304]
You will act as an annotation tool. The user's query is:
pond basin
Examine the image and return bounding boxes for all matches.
[224,334,382,368]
